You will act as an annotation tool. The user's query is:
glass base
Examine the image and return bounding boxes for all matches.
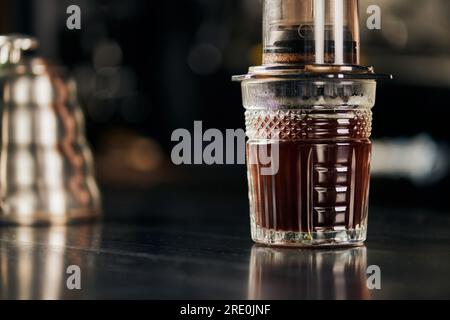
[251,222,367,248]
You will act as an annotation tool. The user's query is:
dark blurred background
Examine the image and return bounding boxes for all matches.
[1,0,449,217]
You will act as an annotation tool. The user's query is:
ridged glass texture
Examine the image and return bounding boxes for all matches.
[242,79,376,247]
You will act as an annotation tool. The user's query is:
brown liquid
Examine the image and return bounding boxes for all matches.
[246,111,372,233]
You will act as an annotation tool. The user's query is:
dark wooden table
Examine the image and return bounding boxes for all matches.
[1,185,449,300]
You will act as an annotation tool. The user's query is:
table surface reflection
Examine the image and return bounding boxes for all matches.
[0,188,449,300]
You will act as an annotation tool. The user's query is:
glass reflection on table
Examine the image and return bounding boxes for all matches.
[0,225,100,300]
[248,245,370,300]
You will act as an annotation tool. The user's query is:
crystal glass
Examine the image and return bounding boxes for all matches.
[242,78,376,246]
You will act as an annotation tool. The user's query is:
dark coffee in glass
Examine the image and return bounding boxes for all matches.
[240,79,376,246]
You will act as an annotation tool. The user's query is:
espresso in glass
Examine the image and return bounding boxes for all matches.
[241,79,376,246]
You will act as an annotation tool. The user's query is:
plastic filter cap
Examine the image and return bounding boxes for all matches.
[263,0,360,65]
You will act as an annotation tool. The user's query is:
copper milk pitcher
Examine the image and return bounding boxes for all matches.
[0,35,101,225]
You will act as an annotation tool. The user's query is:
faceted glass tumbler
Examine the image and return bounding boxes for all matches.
[242,79,376,247]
